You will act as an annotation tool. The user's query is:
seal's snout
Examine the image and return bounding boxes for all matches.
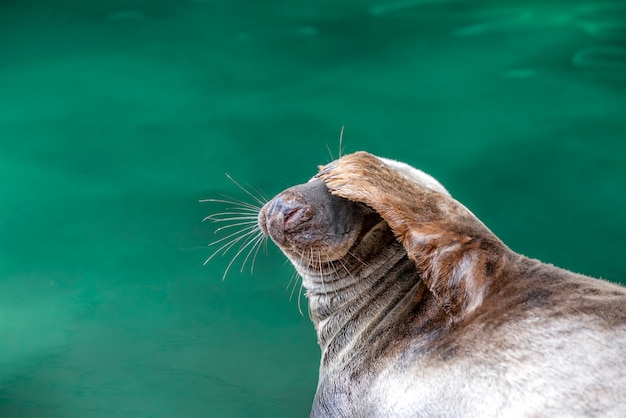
[270,195,310,230]
[258,191,310,245]
[258,179,363,263]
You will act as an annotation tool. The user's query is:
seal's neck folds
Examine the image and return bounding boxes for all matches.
[294,221,422,361]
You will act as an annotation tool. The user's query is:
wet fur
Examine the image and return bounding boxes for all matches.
[258,151,626,416]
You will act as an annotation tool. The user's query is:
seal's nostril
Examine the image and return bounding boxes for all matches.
[283,207,303,225]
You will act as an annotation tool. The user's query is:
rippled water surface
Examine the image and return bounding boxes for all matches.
[1,0,625,416]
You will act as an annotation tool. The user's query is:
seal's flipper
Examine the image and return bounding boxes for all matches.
[317,151,509,317]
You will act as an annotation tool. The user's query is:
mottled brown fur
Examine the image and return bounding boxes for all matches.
[317,152,626,324]
[318,151,510,318]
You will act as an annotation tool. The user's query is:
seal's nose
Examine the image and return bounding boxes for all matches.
[258,192,310,244]
[273,198,307,228]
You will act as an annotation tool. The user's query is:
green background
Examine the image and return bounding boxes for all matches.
[1,0,625,416]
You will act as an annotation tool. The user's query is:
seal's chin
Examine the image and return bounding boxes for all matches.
[289,212,388,272]
[268,223,363,266]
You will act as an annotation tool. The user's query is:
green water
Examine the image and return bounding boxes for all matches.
[1,0,625,416]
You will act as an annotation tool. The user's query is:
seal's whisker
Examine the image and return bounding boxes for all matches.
[225,173,268,207]
[199,197,262,212]
[248,234,268,274]
[328,261,344,299]
[239,231,265,274]
[302,250,313,277]
[287,269,300,301]
[225,180,269,206]
[204,226,259,265]
[338,125,345,159]
[318,251,329,298]
[335,258,350,281]
[209,212,259,220]
[248,185,270,204]
[200,198,262,209]
[336,257,359,288]
[331,258,344,281]
[214,220,259,234]
[208,223,258,248]
[302,249,311,271]
[201,180,269,282]
[262,235,269,255]
[347,250,370,269]
[305,285,312,321]
[285,253,306,316]
[221,228,266,281]
[206,215,259,225]
[325,143,335,163]
[206,210,260,220]
[284,255,303,307]
[206,205,260,215]
[325,125,346,163]
[297,281,306,317]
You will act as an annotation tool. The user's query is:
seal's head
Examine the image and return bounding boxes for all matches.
[258,179,372,265]
[257,156,450,284]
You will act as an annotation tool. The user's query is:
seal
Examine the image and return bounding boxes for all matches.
[257,151,626,417]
